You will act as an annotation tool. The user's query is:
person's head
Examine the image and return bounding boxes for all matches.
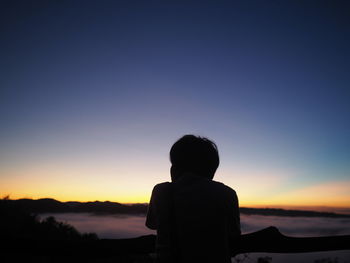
[170,135,219,181]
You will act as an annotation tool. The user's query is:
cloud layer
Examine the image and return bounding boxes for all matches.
[40,213,350,239]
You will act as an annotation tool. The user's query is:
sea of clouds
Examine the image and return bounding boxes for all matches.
[39,213,350,239]
[39,213,350,263]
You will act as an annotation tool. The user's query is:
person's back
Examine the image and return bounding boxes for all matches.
[173,173,240,262]
[146,135,241,263]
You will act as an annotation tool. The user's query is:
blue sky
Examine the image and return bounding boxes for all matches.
[1,0,349,206]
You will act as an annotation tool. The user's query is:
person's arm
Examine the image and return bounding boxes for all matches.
[228,189,241,239]
[146,186,158,230]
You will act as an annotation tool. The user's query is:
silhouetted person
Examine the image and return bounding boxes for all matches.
[146,135,241,263]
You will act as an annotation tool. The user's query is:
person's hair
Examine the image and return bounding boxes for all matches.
[170,135,219,179]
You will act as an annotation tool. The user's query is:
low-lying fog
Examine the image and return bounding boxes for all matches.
[39,213,350,239]
[39,213,350,263]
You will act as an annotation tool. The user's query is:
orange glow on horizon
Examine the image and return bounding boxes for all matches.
[1,165,349,208]
[2,191,350,210]
[2,179,350,207]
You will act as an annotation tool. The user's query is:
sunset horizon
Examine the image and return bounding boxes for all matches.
[3,194,350,212]
[1,1,349,219]
[1,2,349,262]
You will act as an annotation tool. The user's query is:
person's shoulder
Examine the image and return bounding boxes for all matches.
[210,181,239,207]
[211,180,238,197]
[152,181,171,194]
[153,181,171,188]
[150,182,172,208]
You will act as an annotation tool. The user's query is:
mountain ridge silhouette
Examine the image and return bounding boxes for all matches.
[4,198,350,218]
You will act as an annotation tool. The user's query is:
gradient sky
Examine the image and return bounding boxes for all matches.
[1,0,349,207]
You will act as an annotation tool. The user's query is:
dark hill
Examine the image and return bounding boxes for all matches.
[6,198,147,215]
[5,198,350,218]
[239,207,350,218]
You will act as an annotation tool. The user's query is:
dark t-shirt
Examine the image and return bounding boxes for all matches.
[146,174,241,263]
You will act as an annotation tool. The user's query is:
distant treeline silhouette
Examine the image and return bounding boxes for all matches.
[3,198,350,218]
[1,198,154,262]
[0,198,97,241]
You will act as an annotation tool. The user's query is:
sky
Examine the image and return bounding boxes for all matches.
[1,0,349,208]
